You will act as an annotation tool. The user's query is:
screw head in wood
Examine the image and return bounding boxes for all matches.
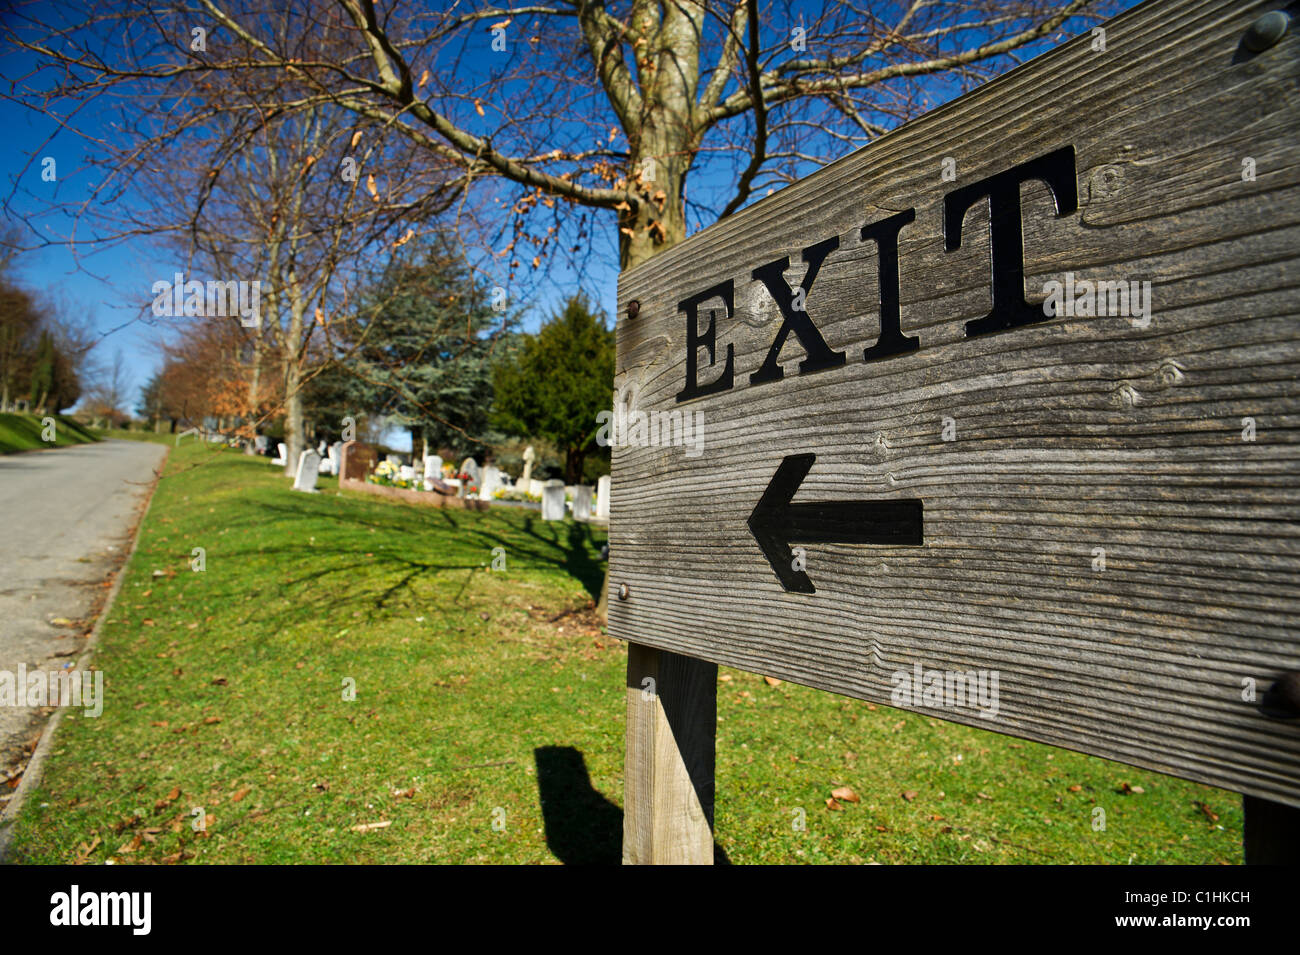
[627,300,640,320]
[1243,11,1288,52]
[617,582,629,600]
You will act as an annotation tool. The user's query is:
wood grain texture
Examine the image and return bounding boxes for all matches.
[609,0,1300,807]
[622,644,717,864]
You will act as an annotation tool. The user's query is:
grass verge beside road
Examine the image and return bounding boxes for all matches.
[0,413,98,453]
[5,436,1244,863]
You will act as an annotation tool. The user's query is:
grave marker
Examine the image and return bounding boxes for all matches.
[293,450,321,493]
[573,484,594,522]
[596,475,611,520]
[541,482,566,521]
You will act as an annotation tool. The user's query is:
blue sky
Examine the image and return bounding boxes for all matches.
[1,1,1129,435]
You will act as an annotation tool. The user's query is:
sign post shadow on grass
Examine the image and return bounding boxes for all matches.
[612,0,1300,864]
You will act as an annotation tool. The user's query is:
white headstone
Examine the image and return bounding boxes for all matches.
[399,465,416,483]
[596,475,611,519]
[480,465,504,499]
[460,457,480,484]
[327,442,341,476]
[572,484,594,521]
[293,450,321,492]
[273,442,287,465]
[423,454,443,490]
[541,482,566,521]
[528,478,545,498]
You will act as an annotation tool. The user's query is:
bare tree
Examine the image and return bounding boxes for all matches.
[82,347,134,427]
[5,2,1104,271]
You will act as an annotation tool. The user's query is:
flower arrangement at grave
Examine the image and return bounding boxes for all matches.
[367,460,416,490]
[493,487,541,503]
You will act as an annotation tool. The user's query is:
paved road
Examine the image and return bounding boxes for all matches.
[0,439,166,775]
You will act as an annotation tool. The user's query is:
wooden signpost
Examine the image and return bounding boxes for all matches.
[610,0,1300,863]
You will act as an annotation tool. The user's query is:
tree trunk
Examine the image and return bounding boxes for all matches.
[283,360,303,477]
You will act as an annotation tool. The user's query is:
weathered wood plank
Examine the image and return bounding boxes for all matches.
[622,644,716,864]
[609,0,1300,807]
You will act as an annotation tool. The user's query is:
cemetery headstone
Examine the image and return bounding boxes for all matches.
[572,484,594,522]
[272,442,287,465]
[521,445,536,485]
[541,481,566,521]
[596,475,611,520]
[339,441,377,483]
[293,450,321,493]
[423,454,444,491]
[480,465,504,500]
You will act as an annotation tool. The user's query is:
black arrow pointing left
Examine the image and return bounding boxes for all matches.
[747,453,923,594]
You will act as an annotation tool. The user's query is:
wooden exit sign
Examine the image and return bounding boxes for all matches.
[609,0,1300,808]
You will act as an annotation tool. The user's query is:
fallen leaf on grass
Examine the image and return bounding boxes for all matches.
[203,716,221,725]
[1195,801,1219,823]
[210,677,228,686]
[831,786,860,803]
[75,835,101,862]
[231,786,251,802]
[116,833,143,854]
[351,820,392,832]
[901,790,918,802]
[825,797,843,811]
[763,676,782,687]
[1068,784,1082,792]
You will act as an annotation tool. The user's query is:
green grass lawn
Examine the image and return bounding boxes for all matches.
[7,437,1244,863]
[0,412,98,453]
